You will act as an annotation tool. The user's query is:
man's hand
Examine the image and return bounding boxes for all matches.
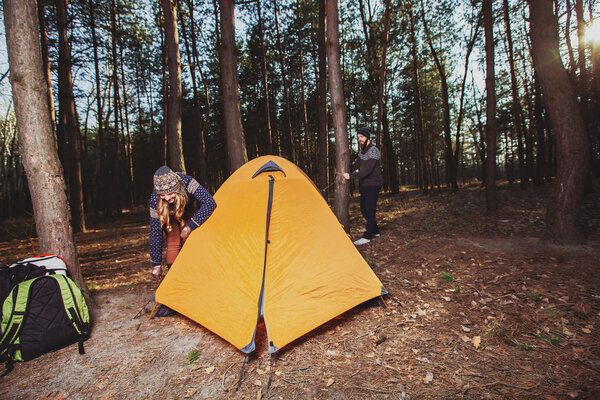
[152,265,162,280]
[342,173,350,180]
[181,225,191,240]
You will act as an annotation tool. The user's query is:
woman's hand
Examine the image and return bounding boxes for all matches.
[181,225,191,240]
[342,173,350,180]
[152,265,162,280]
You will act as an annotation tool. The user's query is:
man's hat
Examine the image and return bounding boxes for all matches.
[356,127,372,140]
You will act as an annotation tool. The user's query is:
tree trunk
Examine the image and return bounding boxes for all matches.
[316,0,329,198]
[160,0,186,173]
[483,0,497,212]
[3,0,91,304]
[256,0,273,155]
[575,0,588,105]
[159,14,168,166]
[325,0,350,231]
[421,0,457,192]
[454,10,482,189]
[37,2,56,136]
[56,0,85,232]
[533,72,546,185]
[502,0,527,190]
[565,0,578,76]
[376,0,394,192]
[273,0,295,163]
[110,0,122,214]
[298,25,311,176]
[219,0,247,173]
[382,100,398,193]
[530,0,590,243]
[118,30,134,208]
[89,0,106,214]
[183,0,209,186]
[408,4,428,193]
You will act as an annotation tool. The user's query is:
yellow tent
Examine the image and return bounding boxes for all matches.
[156,156,385,353]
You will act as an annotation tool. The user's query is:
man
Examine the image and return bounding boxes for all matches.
[342,127,383,245]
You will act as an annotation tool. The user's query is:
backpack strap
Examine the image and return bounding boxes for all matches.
[0,279,37,376]
[0,281,32,356]
[52,275,89,354]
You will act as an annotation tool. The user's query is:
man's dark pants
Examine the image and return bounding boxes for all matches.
[359,185,381,239]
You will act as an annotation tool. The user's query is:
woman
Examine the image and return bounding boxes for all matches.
[149,166,216,279]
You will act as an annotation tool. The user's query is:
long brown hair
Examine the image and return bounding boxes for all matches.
[158,192,188,232]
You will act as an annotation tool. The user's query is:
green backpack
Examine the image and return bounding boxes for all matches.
[0,274,90,375]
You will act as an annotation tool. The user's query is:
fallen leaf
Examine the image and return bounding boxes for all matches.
[256,368,266,375]
[563,328,574,337]
[326,378,335,387]
[253,379,262,387]
[472,336,481,349]
[568,390,579,398]
[461,325,471,333]
[582,328,591,334]
[204,366,215,374]
[460,335,470,343]
[423,372,434,383]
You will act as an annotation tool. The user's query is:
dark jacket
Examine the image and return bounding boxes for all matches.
[350,142,383,187]
[149,173,216,267]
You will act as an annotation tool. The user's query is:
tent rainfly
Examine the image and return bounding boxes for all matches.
[156,156,386,353]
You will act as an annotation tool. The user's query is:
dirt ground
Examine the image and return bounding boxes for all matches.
[0,182,599,399]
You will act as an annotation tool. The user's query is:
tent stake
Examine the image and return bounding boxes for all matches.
[379,296,390,310]
[148,302,159,320]
[235,354,249,392]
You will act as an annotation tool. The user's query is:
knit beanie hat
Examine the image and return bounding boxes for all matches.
[357,127,372,140]
[153,166,184,195]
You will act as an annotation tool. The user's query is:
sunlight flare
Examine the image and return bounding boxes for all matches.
[585,19,600,44]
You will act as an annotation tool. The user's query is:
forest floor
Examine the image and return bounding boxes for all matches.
[0,181,599,399]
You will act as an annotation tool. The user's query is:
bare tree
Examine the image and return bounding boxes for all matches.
[219,0,248,173]
[256,0,273,155]
[316,0,329,197]
[502,0,527,189]
[421,0,457,191]
[408,2,428,193]
[56,0,85,232]
[325,0,350,231]
[3,0,91,303]
[88,0,106,214]
[483,0,497,212]
[530,0,590,243]
[37,1,56,135]
[273,0,295,162]
[181,0,209,186]
[160,0,186,173]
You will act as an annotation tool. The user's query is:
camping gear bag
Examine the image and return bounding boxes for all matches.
[10,254,68,275]
[0,274,90,375]
[0,254,69,305]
